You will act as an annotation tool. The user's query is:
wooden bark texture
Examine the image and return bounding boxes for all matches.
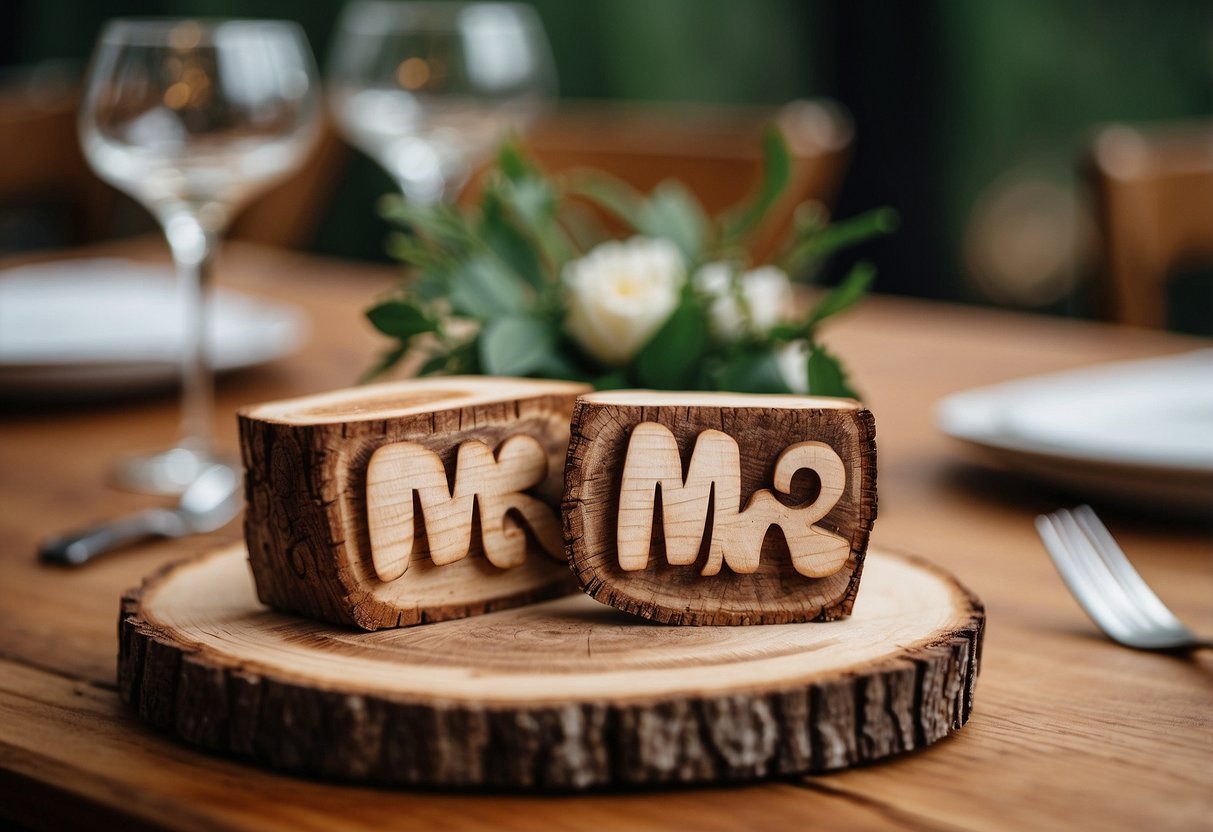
[117,541,982,790]
[563,392,877,625]
[238,377,589,630]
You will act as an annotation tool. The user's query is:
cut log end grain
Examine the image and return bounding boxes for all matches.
[238,376,590,630]
[563,391,878,625]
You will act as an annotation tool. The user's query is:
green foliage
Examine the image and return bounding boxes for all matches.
[807,342,859,399]
[807,260,877,326]
[366,300,435,340]
[634,293,710,389]
[636,181,709,262]
[720,127,792,245]
[713,347,792,394]
[367,131,895,401]
[479,316,556,376]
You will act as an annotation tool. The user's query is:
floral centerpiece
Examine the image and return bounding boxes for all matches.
[365,129,896,398]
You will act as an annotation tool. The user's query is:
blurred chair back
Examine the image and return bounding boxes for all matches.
[469,99,853,260]
[230,118,348,248]
[1085,121,1213,328]
[0,73,113,249]
[0,70,347,253]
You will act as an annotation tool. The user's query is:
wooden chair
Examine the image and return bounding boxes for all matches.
[0,75,114,247]
[1085,121,1213,328]
[229,117,349,249]
[467,99,854,260]
[0,72,348,252]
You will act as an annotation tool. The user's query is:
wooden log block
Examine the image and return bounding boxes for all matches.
[563,391,877,625]
[118,541,984,789]
[238,376,590,630]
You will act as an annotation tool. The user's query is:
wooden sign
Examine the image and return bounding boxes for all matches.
[239,376,590,630]
[564,391,877,625]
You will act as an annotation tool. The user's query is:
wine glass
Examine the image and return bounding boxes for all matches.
[328,1,556,204]
[79,19,320,494]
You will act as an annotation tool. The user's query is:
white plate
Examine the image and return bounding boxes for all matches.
[0,258,307,399]
[936,350,1213,514]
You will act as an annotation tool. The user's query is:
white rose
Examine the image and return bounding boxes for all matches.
[776,339,811,394]
[694,262,793,337]
[563,237,685,366]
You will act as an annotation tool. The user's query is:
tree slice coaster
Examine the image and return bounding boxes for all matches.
[119,542,984,790]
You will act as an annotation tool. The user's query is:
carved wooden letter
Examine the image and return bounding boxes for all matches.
[563,391,877,625]
[366,435,563,581]
[617,424,850,578]
[240,376,590,630]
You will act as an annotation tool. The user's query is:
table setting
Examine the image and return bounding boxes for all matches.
[0,4,1210,831]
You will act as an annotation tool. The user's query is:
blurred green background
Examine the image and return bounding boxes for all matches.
[3,0,1211,321]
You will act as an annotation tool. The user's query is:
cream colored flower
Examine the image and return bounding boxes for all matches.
[563,237,685,366]
[695,262,793,337]
[776,339,811,394]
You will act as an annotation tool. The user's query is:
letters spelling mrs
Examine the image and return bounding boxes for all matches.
[617,423,850,578]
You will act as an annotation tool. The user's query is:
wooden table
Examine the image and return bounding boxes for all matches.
[1,240,1210,831]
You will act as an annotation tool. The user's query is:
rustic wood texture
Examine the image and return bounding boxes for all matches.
[367,435,563,580]
[239,376,590,630]
[565,392,877,625]
[2,239,1211,831]
[118,541,982,789]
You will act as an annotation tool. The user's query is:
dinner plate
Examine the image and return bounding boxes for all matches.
[936,350,1213,514]
[0,259,307,400]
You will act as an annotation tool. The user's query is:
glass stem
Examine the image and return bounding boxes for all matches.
[163,212,219,454]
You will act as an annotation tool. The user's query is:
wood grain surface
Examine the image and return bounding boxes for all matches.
[118,542,981,788]
[564,392,877,625]
[1,239,1210,831]
[239,377,588,629]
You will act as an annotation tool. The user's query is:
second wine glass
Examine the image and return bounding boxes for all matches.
[328,1,556,204]
[80,18,321,494]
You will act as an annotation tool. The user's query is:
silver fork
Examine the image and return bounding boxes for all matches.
[1035,505,1211,652]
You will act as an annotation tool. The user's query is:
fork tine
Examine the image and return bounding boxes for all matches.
[1072,506,1188,631]
[1036,512,1138,643]
[1050,510,1158,637]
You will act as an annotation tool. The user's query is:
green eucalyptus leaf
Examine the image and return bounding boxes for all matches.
[721,126,792,244]
[558,200,607,253]
[565,172,646,229]
[449,255,530,318]
[808,260,876,325]
[417,352,449,376]
[714,347,793,394]
[446,340,481,374]
[478,316,555,375]
[767,321,808,342]
[497,140,537,182]
[379,196,473,250]
[637,180,708,261]
[530,348,594,381]
[784,207,899,274]
[410,268,451,303]
[634,297,709,389]
[360,343,409,382]
[498,176,571,265]
[504,176,556,228]
[807,342,859,399]
[481,192,545,290]
[366,301,435,340]
[384,231,450,272]
[592,369,631,390]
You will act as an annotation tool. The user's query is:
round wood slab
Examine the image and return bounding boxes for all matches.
[119,543,984,789]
